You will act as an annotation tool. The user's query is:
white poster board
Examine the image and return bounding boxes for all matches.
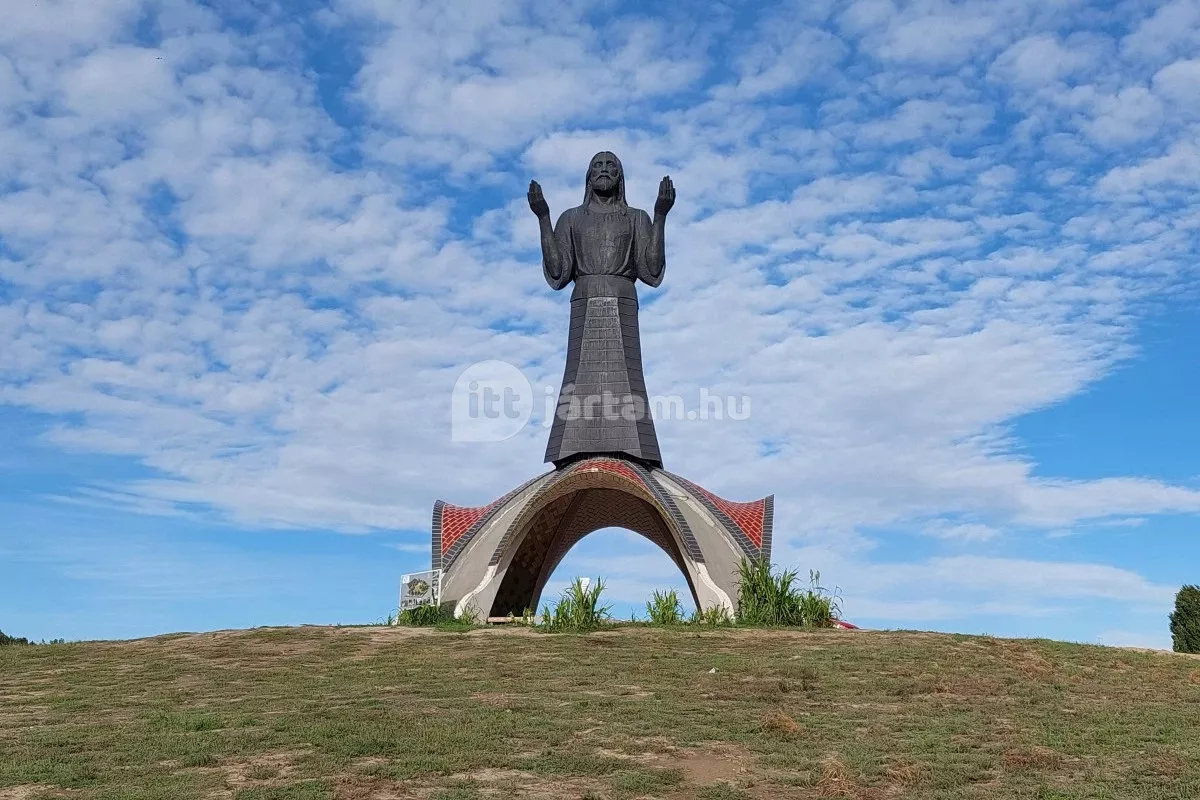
[400,570,440,611]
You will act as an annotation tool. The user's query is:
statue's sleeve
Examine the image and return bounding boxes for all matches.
[634,209,664,287]
[544,209,575,290]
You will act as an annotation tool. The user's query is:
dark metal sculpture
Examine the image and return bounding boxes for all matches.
[528,151,675,469]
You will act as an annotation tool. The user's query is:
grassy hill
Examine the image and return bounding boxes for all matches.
[1,625,1198,799]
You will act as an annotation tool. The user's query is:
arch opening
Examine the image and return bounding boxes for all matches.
[489,487,700,617]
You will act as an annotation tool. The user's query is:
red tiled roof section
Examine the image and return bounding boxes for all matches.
[439,501,499,555]
[569,457,646,487]
[691,485,766,549]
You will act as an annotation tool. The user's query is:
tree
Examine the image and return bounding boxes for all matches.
[0,630,30,646]
[1170,585,1200,654]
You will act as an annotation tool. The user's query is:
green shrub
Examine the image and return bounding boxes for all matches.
[1171,585,1200,654]
[539,577,611,632]
[0,630,31,646]
[735,558,840,628]
[646,589,685,625]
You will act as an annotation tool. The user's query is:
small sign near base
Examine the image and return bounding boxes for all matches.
[400,570,440,611]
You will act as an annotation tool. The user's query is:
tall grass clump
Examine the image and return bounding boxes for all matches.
[690,605,734,627]
[735,558,840,628]
[1171,585,1200,654]
[394,604,452,627]
[540,577,611,632]
[646,589,685,625]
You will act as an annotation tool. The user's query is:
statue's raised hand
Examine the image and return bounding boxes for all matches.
[527,180,550,219]
[654,176,675,218]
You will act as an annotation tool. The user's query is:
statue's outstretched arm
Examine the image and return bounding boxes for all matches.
[528,181,573,289]
[637,176,673,287]
[636,209,666,287]
[545,211,575,289]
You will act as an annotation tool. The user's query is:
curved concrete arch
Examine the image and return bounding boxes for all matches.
[498,486,700,618]
[432,457,773,622]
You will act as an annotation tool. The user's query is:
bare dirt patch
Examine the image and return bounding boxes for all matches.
[0,787,70,800]
[220,750,306,790]
[592,746,662,766]
[673,742,755,785]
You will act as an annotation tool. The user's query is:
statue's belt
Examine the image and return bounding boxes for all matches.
[570,274,640,303]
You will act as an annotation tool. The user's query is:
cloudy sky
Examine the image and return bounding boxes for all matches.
[2,0,1199,647]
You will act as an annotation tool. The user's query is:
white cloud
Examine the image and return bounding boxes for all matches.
[989,34,1098,87]
[1084,86,1163,146]
[722,25,846,99]
[922,521,1003,542]
[1121,0,1200,64]
[876,14,1000,66]
[1097,140,1200,194]
[335,0,704,162]
[61,46,178,121]
[1152,58,1200,115]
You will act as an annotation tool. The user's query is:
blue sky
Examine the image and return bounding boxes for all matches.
[3,0,1200,647]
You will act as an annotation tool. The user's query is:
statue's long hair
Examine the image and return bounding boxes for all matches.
[582,151,628,215]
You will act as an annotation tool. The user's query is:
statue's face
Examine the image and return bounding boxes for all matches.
[588,153,621,193]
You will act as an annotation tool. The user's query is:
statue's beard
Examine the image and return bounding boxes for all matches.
[592,175,617,195]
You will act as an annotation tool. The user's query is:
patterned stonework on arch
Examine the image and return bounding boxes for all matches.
[489,487,693,617]
[565,456,647,487]
[538,488,687,588]
[432,471,550,572]
[629,463,705,563]
[486,457,661,568]
[660,470,773,562]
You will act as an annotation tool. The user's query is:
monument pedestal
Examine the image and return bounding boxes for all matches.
[432,456,772,620]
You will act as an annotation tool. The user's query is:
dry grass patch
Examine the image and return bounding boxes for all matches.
[883,759,931,787]
[815,755,858,798]
[1149,752,1188,778]
[760,709,803,736]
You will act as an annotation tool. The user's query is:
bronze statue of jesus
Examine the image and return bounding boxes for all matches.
[528,152,675,469]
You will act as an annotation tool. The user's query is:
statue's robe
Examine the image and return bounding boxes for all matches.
[543,202,663,468]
